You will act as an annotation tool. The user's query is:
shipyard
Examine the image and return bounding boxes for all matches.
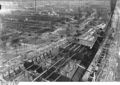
[0,0,120,84]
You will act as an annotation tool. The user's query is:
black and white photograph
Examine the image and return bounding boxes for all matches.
[0,0,120,85]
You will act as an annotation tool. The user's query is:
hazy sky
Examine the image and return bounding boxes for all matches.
[0,0,110,10]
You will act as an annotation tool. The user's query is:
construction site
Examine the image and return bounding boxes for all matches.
[0,0,120,84]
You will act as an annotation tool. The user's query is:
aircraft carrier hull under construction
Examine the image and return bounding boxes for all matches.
[0,0,118,84]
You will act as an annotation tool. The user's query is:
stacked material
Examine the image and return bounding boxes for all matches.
[79,23,106,41]
[79,27,95,42]
[77,23,106,48]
